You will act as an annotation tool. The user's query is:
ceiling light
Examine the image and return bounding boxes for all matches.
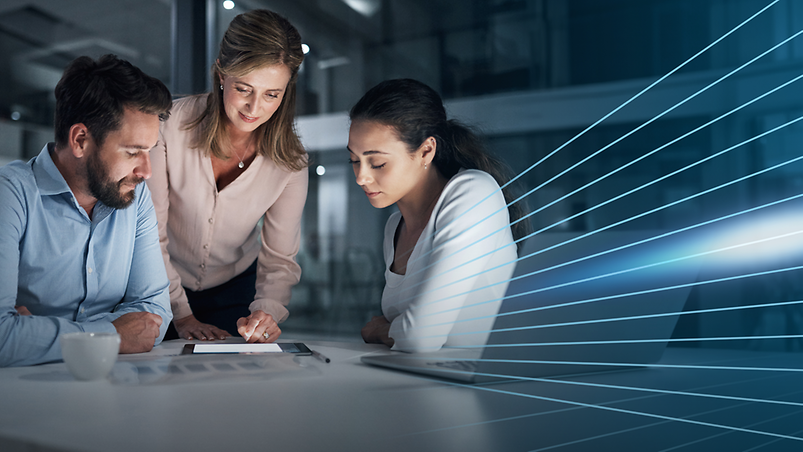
[341,0,381,17]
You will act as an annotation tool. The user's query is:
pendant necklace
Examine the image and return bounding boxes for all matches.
[232,147,246,169]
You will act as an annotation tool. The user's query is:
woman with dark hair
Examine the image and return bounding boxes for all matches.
[147,9,307,343]
[349,79,526,352]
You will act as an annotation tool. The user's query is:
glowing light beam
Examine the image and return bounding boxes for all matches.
[385,113,803,313]
[413,230,803,325]
[378,355,803,374]
[443,299,803,338]
[440,377,803,443]
[398,4,796,283]
[406,0,782,260]
[403,264,803,341]
[388,148,803,318]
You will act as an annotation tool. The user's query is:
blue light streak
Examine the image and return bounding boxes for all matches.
[402,0,785,268]
[449,334,803,347]
[742,426,803,452]
[392,5,803,282]
[478,371,803,408]
[440,377,803,442]
[396,185,803,318]
[397,372,790,444]
[380,356,803,373]
[392,264,803,346]
[447,299,803,337]
[414,232,803,325]
[386,148,803,320]
[384,113,803,312]
[455,264,803,325]
[501,0,781,190]
[654,409,803,452]
[512,75,803,228]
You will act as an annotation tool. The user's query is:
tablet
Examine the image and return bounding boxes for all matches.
[181,342,312,355]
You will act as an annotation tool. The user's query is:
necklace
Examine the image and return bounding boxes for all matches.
[232,148,246,169]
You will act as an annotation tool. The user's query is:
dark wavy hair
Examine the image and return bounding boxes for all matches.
[349,78,530,244]
[54,54,171,147]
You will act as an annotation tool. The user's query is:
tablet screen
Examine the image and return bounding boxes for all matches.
[193,343,282,353]
[181,342,312,355]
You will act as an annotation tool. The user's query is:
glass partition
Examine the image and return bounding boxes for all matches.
[0,0,171,166]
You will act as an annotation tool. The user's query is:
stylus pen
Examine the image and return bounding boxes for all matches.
[311,350,330,363]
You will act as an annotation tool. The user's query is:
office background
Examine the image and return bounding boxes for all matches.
[1,0,802,350]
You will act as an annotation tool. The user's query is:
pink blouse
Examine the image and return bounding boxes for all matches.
[147,95,308,323]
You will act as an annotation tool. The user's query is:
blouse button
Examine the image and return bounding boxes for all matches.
[200,263,206,269]
[203,244,209,249]
[208,218,213,224]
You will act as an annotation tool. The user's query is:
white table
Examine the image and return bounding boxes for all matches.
[1,339,802,451]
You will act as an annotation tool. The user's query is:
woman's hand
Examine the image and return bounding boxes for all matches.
[14,305,31,316]
[174,314,231,341]
[237,310,281,343]
[361,315,394,347]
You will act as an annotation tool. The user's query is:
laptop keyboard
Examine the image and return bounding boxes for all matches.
[429,360,479,373]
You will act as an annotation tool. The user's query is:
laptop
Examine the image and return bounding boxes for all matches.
[361,230,702,383]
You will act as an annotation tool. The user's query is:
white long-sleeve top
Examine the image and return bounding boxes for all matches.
[382,169,517,352]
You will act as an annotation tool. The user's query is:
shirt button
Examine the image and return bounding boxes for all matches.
[208,218,214,224]
[81,307,85,314]
[88,268,93,274]
[203,244,209,249]
[200,263,205,269]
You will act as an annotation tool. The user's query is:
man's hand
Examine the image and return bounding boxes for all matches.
[14,306,31,316]
[361,315,394,347]
[112,312,163,354]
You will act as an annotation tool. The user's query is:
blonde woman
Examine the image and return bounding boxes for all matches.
[148,9,307,342]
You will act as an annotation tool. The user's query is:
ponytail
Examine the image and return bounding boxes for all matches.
[441,120,530,246]
[350,79,531,246]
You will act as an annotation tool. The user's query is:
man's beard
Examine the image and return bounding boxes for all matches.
[86,150,142,209]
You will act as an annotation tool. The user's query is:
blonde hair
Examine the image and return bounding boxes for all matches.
[187,9,307,171]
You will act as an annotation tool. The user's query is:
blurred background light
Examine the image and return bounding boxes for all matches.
[705,211,803,265]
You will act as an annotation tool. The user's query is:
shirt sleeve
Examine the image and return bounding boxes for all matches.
[387,172,515,352]
[98,183,173,343]
[147,124,193,320]
[0,174,172,367]
[249,166,309,323]
[0,173,72,367]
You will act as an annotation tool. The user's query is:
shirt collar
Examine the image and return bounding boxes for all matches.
[30,142,140,220]
[31,143,73,196]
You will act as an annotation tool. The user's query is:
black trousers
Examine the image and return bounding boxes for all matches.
[164,260,257,339]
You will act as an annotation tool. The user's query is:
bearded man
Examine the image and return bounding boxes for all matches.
[0,55,173,366]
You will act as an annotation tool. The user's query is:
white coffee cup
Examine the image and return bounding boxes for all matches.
[59,332,121,381]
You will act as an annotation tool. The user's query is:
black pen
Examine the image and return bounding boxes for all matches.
[311,350,330,363]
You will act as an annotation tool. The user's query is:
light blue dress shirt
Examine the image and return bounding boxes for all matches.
[0,144,172,367]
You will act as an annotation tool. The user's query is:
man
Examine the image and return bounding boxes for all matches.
[0,54,173,367]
